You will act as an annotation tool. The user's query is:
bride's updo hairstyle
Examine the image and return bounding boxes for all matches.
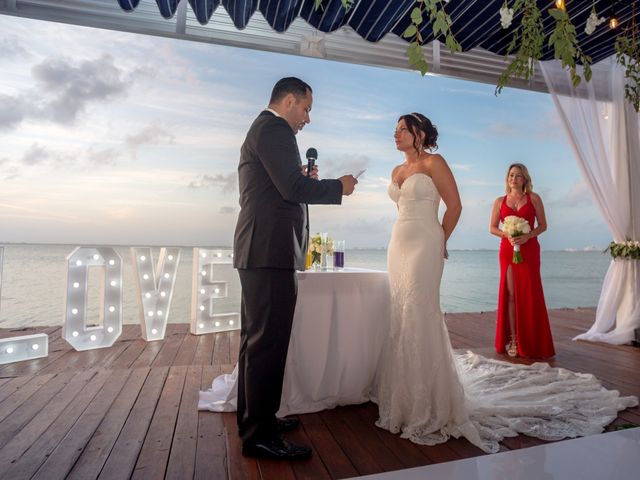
[399,112,438,154]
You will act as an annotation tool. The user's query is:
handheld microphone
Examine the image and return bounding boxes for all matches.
[305,147,317,177]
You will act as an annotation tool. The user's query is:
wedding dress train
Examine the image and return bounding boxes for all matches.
[374,173,637,453]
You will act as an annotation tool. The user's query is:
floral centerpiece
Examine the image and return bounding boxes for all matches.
[502,215,531,264]
[309,232,333,268]
[605,240,640,260]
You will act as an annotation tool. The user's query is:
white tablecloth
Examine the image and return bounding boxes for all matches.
[198,268,390,415]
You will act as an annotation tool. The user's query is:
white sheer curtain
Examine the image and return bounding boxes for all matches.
[540,58,640,344]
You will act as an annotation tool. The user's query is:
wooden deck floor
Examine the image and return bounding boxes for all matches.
[0,308,638,479]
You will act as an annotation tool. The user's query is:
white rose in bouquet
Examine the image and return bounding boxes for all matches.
[502,215,531,263]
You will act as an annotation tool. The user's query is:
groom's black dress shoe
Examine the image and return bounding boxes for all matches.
[276,417,300,432]
[242,436,312,460]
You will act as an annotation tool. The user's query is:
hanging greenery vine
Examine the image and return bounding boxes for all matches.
[614,5,640,112]
[308,0,639,112]
[402,0,462,76]
[548,6,593,87]
[495,0,544,94]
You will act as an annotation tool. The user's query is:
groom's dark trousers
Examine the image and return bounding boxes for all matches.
[233,110,342,445]
[236,268,297,442]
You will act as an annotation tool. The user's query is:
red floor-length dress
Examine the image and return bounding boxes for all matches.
[495,194,555,358]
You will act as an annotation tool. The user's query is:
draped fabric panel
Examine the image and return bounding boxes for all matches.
[541,59,640,345]
[116,0,638,64]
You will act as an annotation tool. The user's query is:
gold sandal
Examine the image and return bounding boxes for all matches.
[506,336,518,358]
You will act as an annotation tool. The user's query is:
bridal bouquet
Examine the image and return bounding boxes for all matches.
[502,216,531,264]
[309,232,333,267]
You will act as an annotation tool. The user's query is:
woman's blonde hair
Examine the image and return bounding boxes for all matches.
[505,163,533,194]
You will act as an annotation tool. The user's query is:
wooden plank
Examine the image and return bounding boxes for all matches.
[446,436,495,459]
[212,332,231,366]
[0,373,56,424]
[414,442,461,464]
[96,367,169,479]
[97,325,145,369]
[109,338,148,369]
[66,367,151,480]
[0,369,98,468]
[131,366,188,479]
[151,325,187,368]
[355,402,432,469]
[0,375,47,406]
[257,457,296,480]
[0,371,75,449]
[195,365,227,480]
[299,413,358,479]
[617,409,640,425]
[165,365,202,480]
[36,343,114,376]
[2,369,112,480]
[28,368,134,480]
[130,336,165,369]
[222,412,260,480]
[319,408,383,476]
[193,333,216,366]
[338,404,404,472]
[173,331,200,366]
[286,416,332,480]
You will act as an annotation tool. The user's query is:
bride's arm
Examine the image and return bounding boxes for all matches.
[429,155,462,243]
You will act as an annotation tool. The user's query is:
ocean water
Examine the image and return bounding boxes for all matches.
[0,244,611,328]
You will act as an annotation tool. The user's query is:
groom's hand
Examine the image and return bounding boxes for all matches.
[338,175,357,196]
[302,165,319,179]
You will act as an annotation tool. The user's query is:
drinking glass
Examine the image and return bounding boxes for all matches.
[333,240,345,270]
[320,232,329,270]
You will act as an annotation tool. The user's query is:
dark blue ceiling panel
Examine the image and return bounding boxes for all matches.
[118,0,638,64]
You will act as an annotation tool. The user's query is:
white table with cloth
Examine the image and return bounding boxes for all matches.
[198,268,390,416]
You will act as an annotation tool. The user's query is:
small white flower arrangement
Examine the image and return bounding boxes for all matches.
[606,240,640,260]
[585,6,605,35]
[502,215,531,263]
[309,233,333,266]
[499,3,514,29]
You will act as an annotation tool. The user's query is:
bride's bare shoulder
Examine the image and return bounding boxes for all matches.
[420,153,449,176]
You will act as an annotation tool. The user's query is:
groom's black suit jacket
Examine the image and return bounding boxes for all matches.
[232,110,343,443]
[233,110,343,270]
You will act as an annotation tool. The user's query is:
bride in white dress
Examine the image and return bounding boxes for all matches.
[373,112,637,453]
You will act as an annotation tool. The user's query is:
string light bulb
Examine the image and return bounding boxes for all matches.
[555,0,565,10]
[609,16,619,29]
[610,1,619,29]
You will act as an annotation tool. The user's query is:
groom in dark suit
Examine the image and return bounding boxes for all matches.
[233,77,357,459]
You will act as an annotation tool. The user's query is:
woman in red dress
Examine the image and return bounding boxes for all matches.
[489,164,555,358]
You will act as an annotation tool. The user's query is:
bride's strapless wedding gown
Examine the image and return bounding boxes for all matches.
[374,173,637,453]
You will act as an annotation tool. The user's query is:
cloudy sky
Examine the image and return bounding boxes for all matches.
[0,14,609,250]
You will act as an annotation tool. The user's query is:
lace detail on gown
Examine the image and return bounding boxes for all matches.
[374,173,638,453]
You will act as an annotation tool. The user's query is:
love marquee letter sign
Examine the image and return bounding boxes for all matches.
[0,246,241,364]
